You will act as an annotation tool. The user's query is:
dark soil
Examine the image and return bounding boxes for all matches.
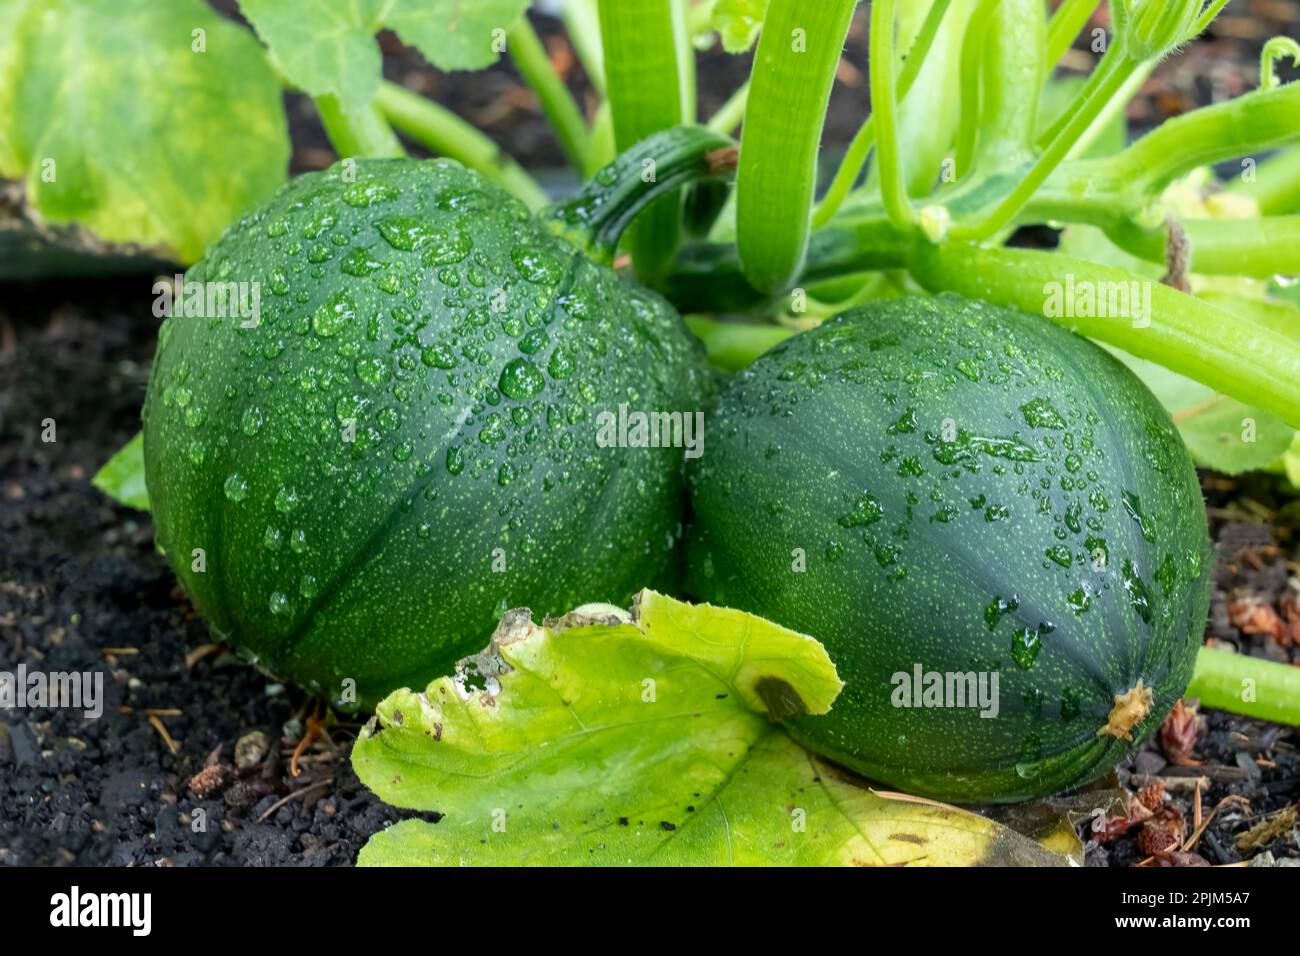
[0,285,439,865]
[3,2,1299,867]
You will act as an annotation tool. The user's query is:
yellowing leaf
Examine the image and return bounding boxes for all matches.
[0,0,288,267]
[354,591,1066,866]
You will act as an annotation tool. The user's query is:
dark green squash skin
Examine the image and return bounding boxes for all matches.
[143,158,707,708]
[687,295,1212,802]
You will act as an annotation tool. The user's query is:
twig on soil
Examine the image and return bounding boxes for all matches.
[256,781,331,823]
[148,714,179,755]
[184,643,224,670]
[290,702,331,777]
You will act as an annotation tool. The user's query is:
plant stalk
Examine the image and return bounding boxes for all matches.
[375,82,549,210]
[1187,647,1300,726]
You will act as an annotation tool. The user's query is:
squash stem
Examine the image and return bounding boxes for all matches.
[506,17,593,174]
[1187,647,1300,726]
[314,95,405,159]
[870,0,915,230]
[812,0,954,229]
[542,126,737,265]
[374,82,549,211]
[683,316,794,371]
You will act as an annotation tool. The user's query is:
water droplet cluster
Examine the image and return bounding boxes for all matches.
[143,158,707,704]
[687,294,1211,801]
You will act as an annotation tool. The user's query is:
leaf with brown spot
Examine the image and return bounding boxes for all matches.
[354,591,1067,867]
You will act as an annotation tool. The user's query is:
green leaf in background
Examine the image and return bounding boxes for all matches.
[709,0,769,54]
[354,590,1066,866]
[0,0,288,267]
[1108,349,1295,474]
[1059,223,1299,473]
[239,0,530,114]
[91,432,150,512]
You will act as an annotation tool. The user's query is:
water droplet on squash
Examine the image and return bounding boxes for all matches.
[223,473,249,502]
[499,358,545,399]
[1020,397,1066,429]
[312,290,355,337]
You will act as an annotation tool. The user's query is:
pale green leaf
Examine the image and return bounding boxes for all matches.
[0,0,288,265]
[92,432,150,512]
[709,0,769,54]
[239,0,531,114]
[1107,348,1294,474]
[354,591,1066,866]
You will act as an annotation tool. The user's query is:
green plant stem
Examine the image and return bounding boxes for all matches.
[1065,60,1154,160]
[953,0,996,179]
[909,241,1300,427]
[374,82,548,210]
[736,0,858,294]
[871,0,915,230]
[662,213,910,314]
[813,0,953,229]
[952,59,1131,240]
[1192,0,1233,36]
[1045,0,1101,67]
[598,0,690,281]
[683,316,794,371]
[1102,216,1300,278]
[507,17,592,173]
[542,126,736,264]
[562,0,606,93]
[1104,82,1300,198]
[706,81,749,135]
[1035,44,1121,146]
[1187,647,1300,726]
[314,95,404,159]
[1019,178,1300,276]
[970,0,1046,174]
[1228,145,1300,215]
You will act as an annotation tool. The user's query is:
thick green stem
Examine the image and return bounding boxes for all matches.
[953,0,997,179]
[970,0,1046,174]
[1104,216,1300,278]
[1187,648,1300,726]
[1045,0,1101,67]
[598,0,691,282]
[813,0,953,229]
[683,316,794,371]
[1105,82,1300,199]
[375,82,548,210]
[542,126,737,264]
[909,241,1300,428]
[736,0,858,294]
[507,17,592,174]
[662,213,910,314]
[871,0,915,230]
[953,58,1132,240]
[314,95,404,159]
[1227,145,1300,215]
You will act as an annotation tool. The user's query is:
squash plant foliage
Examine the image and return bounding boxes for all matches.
[69,0,1300,859]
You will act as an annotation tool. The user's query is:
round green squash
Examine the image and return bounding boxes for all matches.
[686,295,1212,802]
[143,156,709,708]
